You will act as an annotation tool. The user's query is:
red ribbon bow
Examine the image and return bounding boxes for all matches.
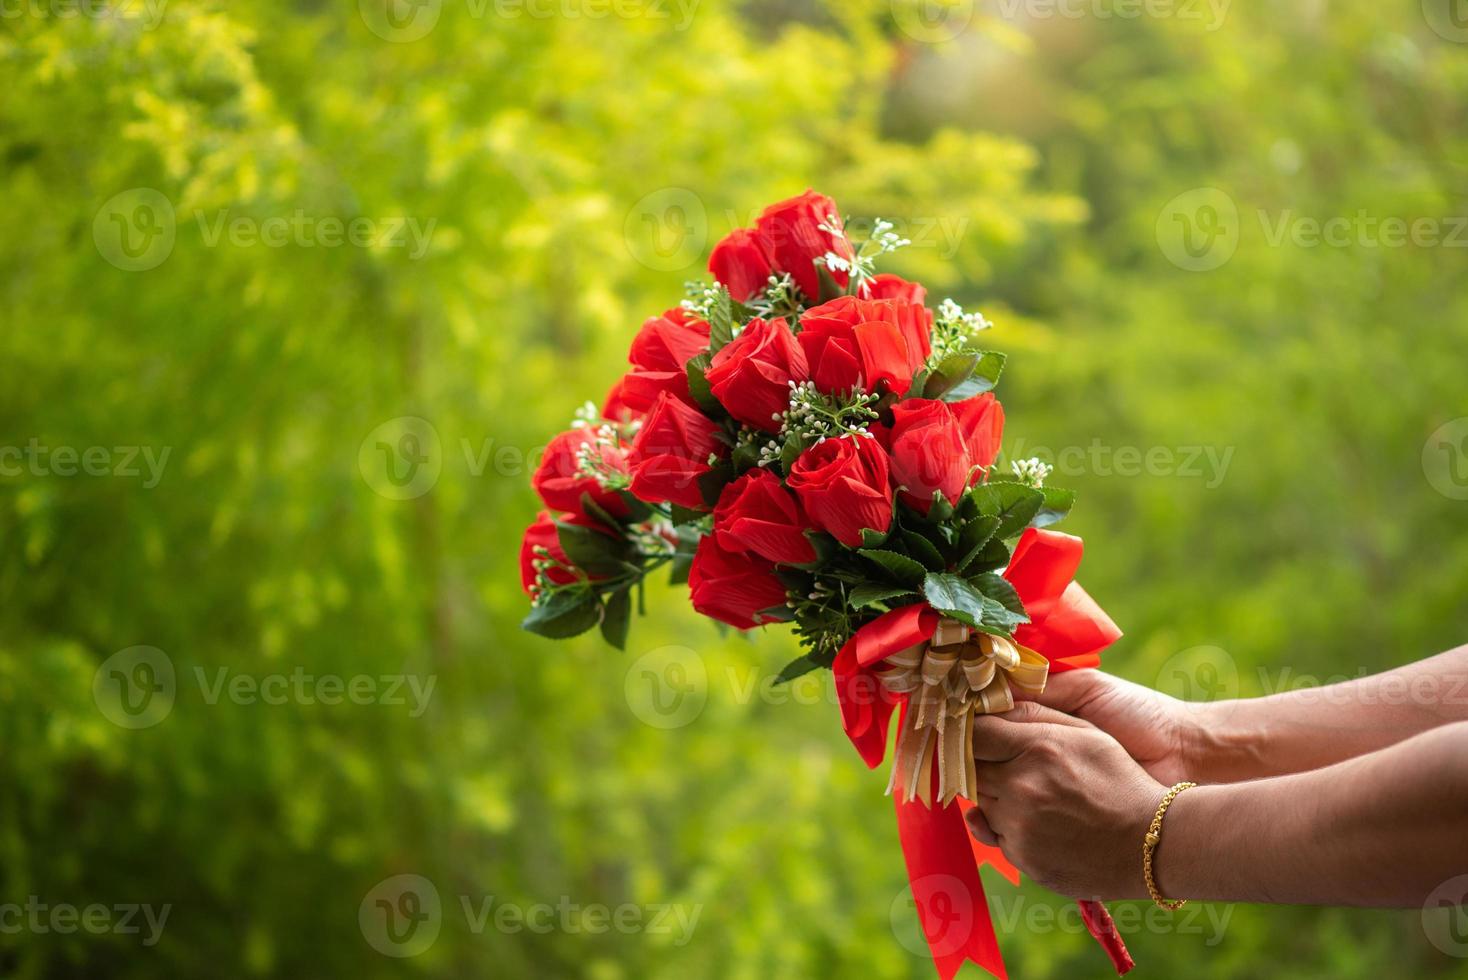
[833,528,1133,979]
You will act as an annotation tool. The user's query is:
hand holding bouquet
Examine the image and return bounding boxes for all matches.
[521,191,1131,978]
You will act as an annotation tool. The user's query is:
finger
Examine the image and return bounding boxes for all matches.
[1016,668,1109,712]
[972,761,1015,798]
[998,699,1096,730]
[964,806,998,847]
[970,713,1043,761]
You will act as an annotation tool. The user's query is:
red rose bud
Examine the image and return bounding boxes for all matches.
[754,190,853,302]
[951,392,1005,481]
[864,272,926,306]
[519,509,615,594]
[709,227,776,303]
[532,427,630,518]
[786,433,893,547]
[704,316,809,432]
[886,399,970,513]
[619,308,711,413]
[798,296,929,397]
[601,376,639,425]
[626,391,724,509]
[713,468,817,565]
[688,534,790,629]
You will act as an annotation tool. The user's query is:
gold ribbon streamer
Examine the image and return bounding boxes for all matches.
[881,617,1049,807]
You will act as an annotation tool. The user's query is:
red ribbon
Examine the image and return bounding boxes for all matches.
[834,528,1130,979]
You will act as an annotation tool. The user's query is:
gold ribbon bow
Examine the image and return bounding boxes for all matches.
[880,617,1049,807]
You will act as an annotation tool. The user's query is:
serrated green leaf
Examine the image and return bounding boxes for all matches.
[900,529,946,571]
[849,584,916,609]
[940,351,1006,401]
[922,352,980,400]
[920,572,988,628]
[773,655,823,686]
[685,352,722,415]
[964,537,1011,574]
[599,588,632,649]
[859,549,928,587]
[707,287,736,353]
[971,572,1029,624]
[1033,486,1076,529]
[556,521,629,576]
[859,527,890,549]
[956,515,1000,569]
[970,481,1044,539]
[521,588,601,639]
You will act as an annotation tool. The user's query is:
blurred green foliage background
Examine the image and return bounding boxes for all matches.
[2,0,1466,976]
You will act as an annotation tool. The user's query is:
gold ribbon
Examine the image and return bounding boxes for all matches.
[880,617,1049,807]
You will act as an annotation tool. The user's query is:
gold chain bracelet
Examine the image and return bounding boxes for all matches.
[1142,780,1196,910]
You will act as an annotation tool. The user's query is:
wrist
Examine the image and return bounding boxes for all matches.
[1174,699,1267,783]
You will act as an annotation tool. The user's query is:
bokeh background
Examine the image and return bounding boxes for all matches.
[3,0,1467,976]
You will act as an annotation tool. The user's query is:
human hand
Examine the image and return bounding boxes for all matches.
[1026,669,1204,785]
[966,702,1167,900]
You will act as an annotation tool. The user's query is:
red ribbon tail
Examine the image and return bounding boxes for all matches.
[895,793,1007,980]
[1077,899,1135,975]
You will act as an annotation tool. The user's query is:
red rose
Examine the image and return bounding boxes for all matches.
[626,391,725,509]
[708,227,776,303]
[754,190,853,302]
[704,316,809,432]
[713,468,817,565]
[618,308,711,414]
[951,393,1005,481]
[797,296,930,397]
[602,376,639,425]
[864,273,926,306]
[532,427,630,518]
[688,534,789,629]
[885,399,971,513]
[786,434,893,546]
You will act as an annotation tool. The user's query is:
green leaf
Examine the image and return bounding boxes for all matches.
[772,655,823,686]
[816,264,845,303]
[556,521,629,576]
[685,352,722,415]
[670,503,705,527]
[940,351,1006,401]
[521,588,601,639]
[859,549,928,587]
[849,584,916,609]
[921,351,981,400]
[964,537,1011,574]
[900,529,946,571]
[859,526,890,549]
[955,515,1000,569]
[707,286,736,353]
[579,492,623,531]
[920,572,989,628]
[1033,486,1076,529]
[972,572,1029,624]
[599,588,632,649]
[970,481,1044,539]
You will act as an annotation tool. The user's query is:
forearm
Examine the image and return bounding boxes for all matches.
[1183,644,1468,782]
[1152,721,1468,906]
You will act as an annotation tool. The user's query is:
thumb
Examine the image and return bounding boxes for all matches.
[1015,667,1110,714]
[996,698,1095,730]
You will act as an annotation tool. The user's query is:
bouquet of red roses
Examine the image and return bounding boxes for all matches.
[520,191,1131,979]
